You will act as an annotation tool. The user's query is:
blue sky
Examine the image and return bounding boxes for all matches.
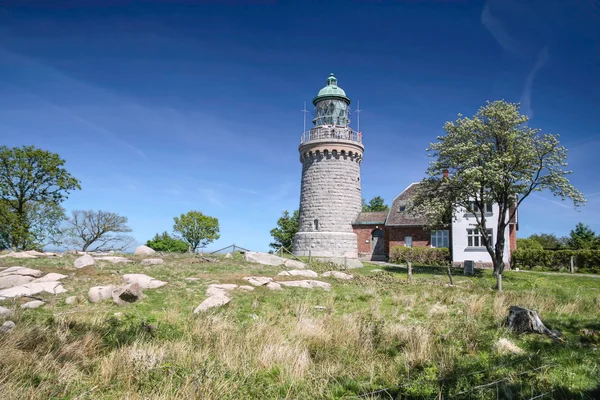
[1,0,599,251]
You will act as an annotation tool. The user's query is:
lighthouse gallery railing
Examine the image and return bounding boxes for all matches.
[300,126,363,144]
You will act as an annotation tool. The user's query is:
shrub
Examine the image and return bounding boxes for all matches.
[517,238,543,251]
[390,246,451,266]
[512,249,600,273]
[146,232,189,253]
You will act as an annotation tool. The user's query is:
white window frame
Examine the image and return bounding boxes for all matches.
[468,201,493,214]
[467,228,493,248]
[430,230,449,248]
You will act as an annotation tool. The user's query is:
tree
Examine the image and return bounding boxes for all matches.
[173,210,220,252]
[362,196,390,212]
[566,223,598,250]
[410,101,585,291]
[528,233,565,250]
[64,210,134,252]
[269,210,299,251]
[146,231,189,253]
[0,145,80,250]
[517,238,544,251]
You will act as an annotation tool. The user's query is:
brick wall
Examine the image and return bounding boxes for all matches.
[352,224,386,256]
[385,226,430,256]
[509,224,517,254]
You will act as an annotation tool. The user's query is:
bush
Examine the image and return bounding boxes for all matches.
[390,246,451,266]
[146,232,189,253]
[512,249,600,273]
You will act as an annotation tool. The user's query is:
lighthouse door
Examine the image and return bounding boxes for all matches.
[371,229,385,257]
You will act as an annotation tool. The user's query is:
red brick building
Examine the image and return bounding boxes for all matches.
[352,183,517,265]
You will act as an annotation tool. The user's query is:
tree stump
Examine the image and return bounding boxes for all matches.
[506,306,563,341]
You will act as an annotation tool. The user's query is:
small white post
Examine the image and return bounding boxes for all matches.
[570,256,574,273]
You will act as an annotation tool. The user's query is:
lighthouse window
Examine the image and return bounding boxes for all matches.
[314,219,319,231]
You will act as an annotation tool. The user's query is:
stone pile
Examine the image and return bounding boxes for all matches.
[0,267,68,300]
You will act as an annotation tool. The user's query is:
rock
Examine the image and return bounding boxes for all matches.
[112,283,143,306]
[322,271,354,280]
[283,259,308,269]
[0,267,43,278]
[238,285,255,291]
[88,285,115,303]
[314,306,327,311]
[0,321,16,333]
[31,273,68,283]
[21,300,45,309]
[224,253,233,259]
[0,251,37,259]
[277,280,332,291]
[0,275,36,290]
[123,274,167,289]
[506,305,562,340]
[134,245,156,256]
[206,284,238,297]
[0,281,67,299]
[316,257,363,269]
[244,251,287,266]
[94,256,133,264]
[114,312,123,318]
[75,255,95,269]
[242,276,274,287]
[65,296,78,305]
[193,294,231,313]
[141,258,164,265]
[266,282,282,291]
[25,250,47,257]
[277,270,318,278]
[0,306,13,316]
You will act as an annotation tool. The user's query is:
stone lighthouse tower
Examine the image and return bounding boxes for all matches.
[293,73,364,258]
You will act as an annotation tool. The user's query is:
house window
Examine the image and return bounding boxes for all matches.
[467,228,492,248]
[404,236,412,248]
[398,205,406,212]
[314,219,319,231]
[468,201,493,214]
[431,230,449,248]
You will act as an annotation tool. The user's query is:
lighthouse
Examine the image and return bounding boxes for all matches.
[293,74,364,259]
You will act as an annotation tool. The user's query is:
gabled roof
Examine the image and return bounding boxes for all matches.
[385,182,429,226]
[352,211,388,225]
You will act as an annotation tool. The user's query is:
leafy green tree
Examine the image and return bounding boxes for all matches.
[146,231,189,253]
[566,223,598,250]
[173,210,220,252]
[64,210,134,252]
[517,238,544,251]
[362,196,389,212]
[410,101,585,291]
[528,233,565,250]
[269,210,299,251]
[0,145,80,250]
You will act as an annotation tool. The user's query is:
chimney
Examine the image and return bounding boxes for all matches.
[442,169,449,178]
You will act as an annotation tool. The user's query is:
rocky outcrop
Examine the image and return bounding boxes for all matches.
[193,294,231,313]
[74,255,95,268]
[65,296,78,305]
[0,306,13,316]
[141,258,164,265]
[242,276,274,287]
[123,274,167,289]
[277,270,318,278]
[134,245,156,256]
[244,252,308,269]
[21,300,45,309]
[0,275,36,290]
[93,256,133,264]
[0,321,15,334]
[31,273,68,283]
[88,285,115,303]
[277,280,332,291]
[0,251,37,259]
[266,282,282,291]
[112,283,143,306]
[0,267,43,278]
[322,271,354,280]
[0,281,67,299]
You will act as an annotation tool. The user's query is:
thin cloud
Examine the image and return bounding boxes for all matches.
[520,46,550,118]
[531,193,575,210]
[481,2,526,54]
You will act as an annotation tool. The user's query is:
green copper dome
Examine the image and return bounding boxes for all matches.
[313,73,350,105]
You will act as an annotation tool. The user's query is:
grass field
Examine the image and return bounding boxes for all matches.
[0,253,599,399]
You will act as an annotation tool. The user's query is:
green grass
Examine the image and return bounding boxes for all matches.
[1,254,599,399]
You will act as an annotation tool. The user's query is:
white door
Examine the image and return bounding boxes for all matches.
[404,236,412,248]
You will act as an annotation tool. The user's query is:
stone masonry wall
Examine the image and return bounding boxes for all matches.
[293,232,358,258]
[297,151,362,233]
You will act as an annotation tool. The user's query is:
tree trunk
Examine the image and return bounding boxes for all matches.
[496,273,502,292]
[446,265,454,286]
[506,306,562,341]
[407,261,412,282]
